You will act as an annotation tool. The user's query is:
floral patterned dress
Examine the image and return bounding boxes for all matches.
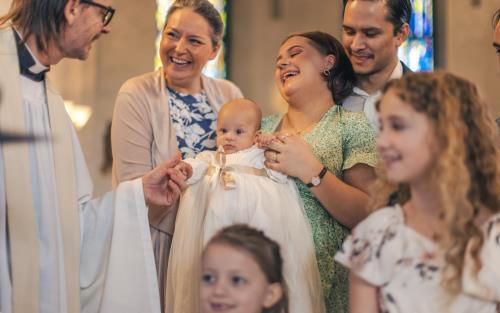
[167,87,217,159]
[262,105,378,313]
[335,205,500,313]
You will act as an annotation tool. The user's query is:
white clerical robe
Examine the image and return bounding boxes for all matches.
[0,26,160,313]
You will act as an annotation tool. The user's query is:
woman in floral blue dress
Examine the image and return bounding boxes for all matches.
[110,0,242,310]
[259,31,377,312]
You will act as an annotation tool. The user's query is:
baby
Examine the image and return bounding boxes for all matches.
[179,98,286,185]
[165,99,325,313]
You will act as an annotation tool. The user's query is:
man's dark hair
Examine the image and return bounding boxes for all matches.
[343,0,413,35]
[0,0,69,52]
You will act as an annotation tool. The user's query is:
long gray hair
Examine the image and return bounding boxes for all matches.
[0,0,70,52]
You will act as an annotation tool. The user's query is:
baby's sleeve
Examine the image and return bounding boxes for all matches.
[265,168,288,183]
[184,151,213,185]
[334,207,404,286]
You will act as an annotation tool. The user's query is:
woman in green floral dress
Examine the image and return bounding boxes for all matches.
[259,31,378,313]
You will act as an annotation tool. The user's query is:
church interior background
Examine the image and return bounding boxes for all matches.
[1,0,499,196]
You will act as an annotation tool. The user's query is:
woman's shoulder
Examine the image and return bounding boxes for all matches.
[330,106,376,148]
[335,106,373,126]
[355,206,404,234]
[209,76,240,90]
[319,106,373,134]
[119,70,162,95]
[202,75,243,99]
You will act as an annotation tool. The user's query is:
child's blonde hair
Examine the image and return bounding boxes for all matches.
[373,71,500,295]
[204,224,289,313]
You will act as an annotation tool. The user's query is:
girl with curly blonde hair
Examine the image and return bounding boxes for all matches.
[335,71,500,313]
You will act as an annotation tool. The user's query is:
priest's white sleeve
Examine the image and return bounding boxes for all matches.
[71,128,160,313]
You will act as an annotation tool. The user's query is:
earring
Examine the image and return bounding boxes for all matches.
[322,69,330,77]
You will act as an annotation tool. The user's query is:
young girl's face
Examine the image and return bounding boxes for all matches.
[201,243,282,313]
[377,89,436,185]
[216,107,259,154]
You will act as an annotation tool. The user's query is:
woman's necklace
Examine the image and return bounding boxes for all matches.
[284,113,319,135]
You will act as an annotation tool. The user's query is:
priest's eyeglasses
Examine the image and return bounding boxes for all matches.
[80,0,115,26]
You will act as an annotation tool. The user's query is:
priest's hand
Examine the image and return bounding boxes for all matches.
[174,161,193,179]
[142,152,191,207]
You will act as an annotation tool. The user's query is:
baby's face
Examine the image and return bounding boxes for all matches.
[216,108,259,154]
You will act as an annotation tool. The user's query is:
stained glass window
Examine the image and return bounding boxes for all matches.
[398,0,434,72]
[155,0,228,78]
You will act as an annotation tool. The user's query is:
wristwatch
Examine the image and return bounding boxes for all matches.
[306,166,328,188]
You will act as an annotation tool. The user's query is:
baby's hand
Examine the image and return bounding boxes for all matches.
[256,133,278,148]
[175,161,193,179]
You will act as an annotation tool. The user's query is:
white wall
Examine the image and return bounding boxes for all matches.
[0,0,10,15]
[437,0,500,117]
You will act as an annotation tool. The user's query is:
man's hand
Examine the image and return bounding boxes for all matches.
[142,152,189,207]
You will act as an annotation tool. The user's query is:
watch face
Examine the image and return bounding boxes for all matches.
[311,176,321,186]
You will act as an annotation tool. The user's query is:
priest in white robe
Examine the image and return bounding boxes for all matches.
[0,1,190,312]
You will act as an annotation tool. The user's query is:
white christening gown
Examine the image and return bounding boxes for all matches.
[165,146,325,313]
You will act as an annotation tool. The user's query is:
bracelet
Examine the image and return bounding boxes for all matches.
[306,166,328,188]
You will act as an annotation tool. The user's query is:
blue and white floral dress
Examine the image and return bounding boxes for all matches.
[167,87,217,159]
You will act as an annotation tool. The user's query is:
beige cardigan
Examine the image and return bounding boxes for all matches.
[111,69,243,234]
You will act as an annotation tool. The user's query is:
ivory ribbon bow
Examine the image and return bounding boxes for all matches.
[206,147,268,189]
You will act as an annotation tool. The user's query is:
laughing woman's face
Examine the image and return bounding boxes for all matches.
[160,8,220,93]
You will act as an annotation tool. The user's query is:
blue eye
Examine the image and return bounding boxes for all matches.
[231,275,246,286]
[190,38,202,45]
[166,31,177,39]
[236,129,244,135]
[202,273,216,284]
[219,128,228,134]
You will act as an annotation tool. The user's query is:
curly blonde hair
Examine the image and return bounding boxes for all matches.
[372,71,500,296]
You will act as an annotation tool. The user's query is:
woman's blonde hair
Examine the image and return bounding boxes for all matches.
[372,71,500,295]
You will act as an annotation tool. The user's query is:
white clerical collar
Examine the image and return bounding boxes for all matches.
[13,27,49,74]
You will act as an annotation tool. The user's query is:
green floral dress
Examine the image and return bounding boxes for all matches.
[261,105,377,313]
